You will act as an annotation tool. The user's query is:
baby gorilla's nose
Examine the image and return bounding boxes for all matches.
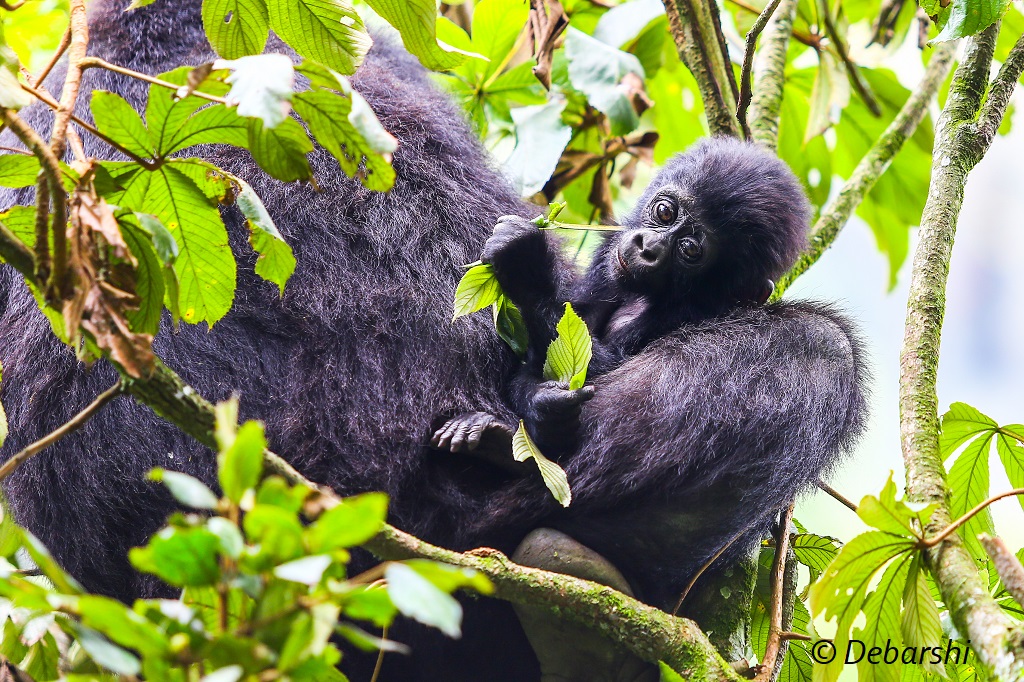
[632,230,667,265]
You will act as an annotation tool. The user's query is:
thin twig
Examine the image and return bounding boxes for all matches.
[0,382,125,483]
[370,624,389,682]
[816,479,858,513]
[0,146,32,155]
[80,57,230,105]
[819,0,881,117]
[726,0,820,49]
[34,27,72,86]
[20,68,87,162]
[755,504,793,682]
[671,525,747,616]
[772,42,956,299]
[21,83,156,168]
[921,489,1024,548]
[779,631,811,642]
[737,0,783,140]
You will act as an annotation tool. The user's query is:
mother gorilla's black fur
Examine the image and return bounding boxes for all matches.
[0,2,867,680]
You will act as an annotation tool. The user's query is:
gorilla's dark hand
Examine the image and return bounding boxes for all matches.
[431,412,515,453]
[524,381,596,452]
[481,215,545,270]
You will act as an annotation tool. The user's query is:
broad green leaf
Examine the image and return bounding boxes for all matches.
[117,213,167,335]
[363,0,478,70]
[564,27,645,136]
[202,0,270,59]
[0,36,31,110]
[293,88,396,191]
[91,91,155,157]
[306,491,388,552]
[106,162,237,325]
[273,554,332,585]
[452,263,502,320]
[996,430,1024,512]
[659,662,685,681]
[543,303,592,391]
[810,532,915,682]
[594,0,666,50]
[857,474,935,539]
[467,0,528,77]
[149,468,220,510]
[0,154,41,188]
[71,625,142,676]
[504,99,572,196]
[242,504,305,565]
[940,403,997,455]
[215,54,295,128]
[643,54,705,166]
[159,100,248,156]
[901,555,946,677]
[219,420,267,504]
[146,67,230,156]
[22,530,85,595]
[933,0,1010,41]
[947,433,995,562]
[805,50,849,143]
[853,552,912,682]
[267,0,371,75]
[247,117,313,182]
[512,421,572,507]
[134,212,179,264]
[130,526,222,586]
[77,595,169,658]
[384,562,463,638]
[343,584,398,627]
[777,70,832,209]
[493,296,529,357]
[792,533,841,583]
[232,177,296,293]
[207,516,244,558]
[400,559,493,596]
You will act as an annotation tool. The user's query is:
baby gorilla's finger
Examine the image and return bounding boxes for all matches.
[465,419,489,449]
[432,419,462,450]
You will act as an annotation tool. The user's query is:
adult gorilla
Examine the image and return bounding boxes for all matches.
[0,2,866,680]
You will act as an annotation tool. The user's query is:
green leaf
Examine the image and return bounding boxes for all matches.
[117,214,167,334]
[504,99,572,196]
[77,595,169,658]
[267,0,371,75]
[400,559,493,596]
[306,491,388,552]
[852,552,912,682]
[219,420,267,504]
[149,468,220,510]
[792,533,841,583]
[805,50,849,143]
[106,163,237,325]
[857,474,935,539]
[215,54,295,128]
[130,526,223,586]
[230,177,295,294]
[996,431,1024,512]
[452,264,502,320]
[0,154,42,188]
[466,0,529,77]
[22,530,85,595]
[208,516,245,558]
[940,402,997,455]
[947,432,995,562]
[493,296,529,358]
[242,504,305,565]
[274,554,332,585]
[0,37,31,110]
[247,117,314,182]
[810,531,916,682]
[134,212,179,264]
[71,625,142,676]
[933,0,1010,41]
[202,0,270,59]
[384,562,463,638]
[543,303,592,390]
[363,0,478,71]
[901,555,946,677]
[659,662,685,681]
[564,27,645,136]
[293,88,396,191]
[512,421,572,507]
[91,91,156,157]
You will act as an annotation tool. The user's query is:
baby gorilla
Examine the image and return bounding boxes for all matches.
[432,137,810,457]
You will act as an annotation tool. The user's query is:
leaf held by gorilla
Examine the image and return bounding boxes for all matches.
[511,421,572,507]
[543,302,592,391]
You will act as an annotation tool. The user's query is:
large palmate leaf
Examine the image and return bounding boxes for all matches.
[202,0,270,59]
[267,0,370,75]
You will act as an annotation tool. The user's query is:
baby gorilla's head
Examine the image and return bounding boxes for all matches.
[609,137,811,313]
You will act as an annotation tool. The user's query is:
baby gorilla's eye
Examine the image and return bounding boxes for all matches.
[654,199,677,224]
[678,236,703,262]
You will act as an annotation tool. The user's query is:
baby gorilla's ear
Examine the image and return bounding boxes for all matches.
[758,280,776,304]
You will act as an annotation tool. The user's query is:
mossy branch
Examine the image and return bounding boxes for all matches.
[746,0,798,151]
[772,42,956,300]
[899,22,1024,680]
[120,361,741,680]
[661,0,740,137]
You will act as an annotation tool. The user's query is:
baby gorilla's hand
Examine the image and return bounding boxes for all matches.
[526,381,596,452]
[480,215,544,271]
[431,412,514,453]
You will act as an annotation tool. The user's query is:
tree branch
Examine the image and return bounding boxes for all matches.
[816,479,859,513]
[772,42,956,299]
[899,21,1024,680]
[737,0,783,140]
[661,0,740,137]
[746,0,798,151]
[921,488,1024,548]
[118,361,740,679]
[981,534,1024,610]
[0,382,125,483]
[755,504,793,681]
[975,32,1024,148]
